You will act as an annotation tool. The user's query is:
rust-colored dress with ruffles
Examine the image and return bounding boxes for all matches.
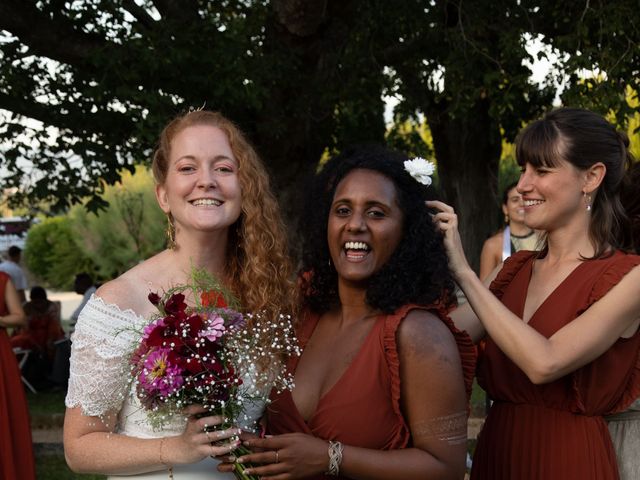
[267,304,476,480]
[0,272,36,479]
[471,250,640,480]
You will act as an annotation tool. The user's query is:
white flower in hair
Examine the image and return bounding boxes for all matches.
[404,157,436,186]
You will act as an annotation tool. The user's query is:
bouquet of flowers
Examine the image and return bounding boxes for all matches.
[128,269,297,480]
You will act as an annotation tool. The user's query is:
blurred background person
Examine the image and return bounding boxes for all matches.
[11,286,65,389]
[11,286,64,359]
[479,182,538,281]
[69,272,96,332]
[0,245,28,303]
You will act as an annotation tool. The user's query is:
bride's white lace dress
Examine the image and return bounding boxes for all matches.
[65,295,268,479]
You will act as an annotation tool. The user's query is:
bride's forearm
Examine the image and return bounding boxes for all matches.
[64,431,170,475]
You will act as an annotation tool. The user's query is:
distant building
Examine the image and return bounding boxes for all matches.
[0,217,31,254]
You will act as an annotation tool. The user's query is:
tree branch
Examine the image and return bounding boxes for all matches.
[0,0,107,66]
[0,91,134,137]
[151,0,200,24]
[122,0,158,30]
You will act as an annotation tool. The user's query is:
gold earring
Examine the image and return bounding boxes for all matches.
[166,213,176,249]
[504,214,510,224]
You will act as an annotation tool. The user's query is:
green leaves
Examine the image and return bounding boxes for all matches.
[23,166,165,289]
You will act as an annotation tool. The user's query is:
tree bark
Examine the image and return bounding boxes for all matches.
[428,98,502,273]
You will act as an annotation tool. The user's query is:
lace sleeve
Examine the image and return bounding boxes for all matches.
[65,295,147,417]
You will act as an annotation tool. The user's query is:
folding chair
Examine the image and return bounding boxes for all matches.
[12,347,37,394]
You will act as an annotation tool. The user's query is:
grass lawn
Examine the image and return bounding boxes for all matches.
[36,456,106,480]
[27,390,106,479]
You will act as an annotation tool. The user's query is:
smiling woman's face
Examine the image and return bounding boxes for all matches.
[327,169,404,287]
[155,124,242,235]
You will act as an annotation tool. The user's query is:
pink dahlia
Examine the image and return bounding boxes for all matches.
[139,348,183,398]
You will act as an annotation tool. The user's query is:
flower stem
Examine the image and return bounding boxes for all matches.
[233,445,259,480]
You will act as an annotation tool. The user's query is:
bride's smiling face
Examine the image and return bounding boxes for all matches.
[327,169,404,287]
[156,124,242,235]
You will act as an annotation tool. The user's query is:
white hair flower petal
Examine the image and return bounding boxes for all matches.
[404,157,436,186]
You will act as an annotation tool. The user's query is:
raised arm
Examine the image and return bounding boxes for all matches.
[0,277,26,328]
[429,200,640,384]
[235,310,469,480]
[449,264,502,344]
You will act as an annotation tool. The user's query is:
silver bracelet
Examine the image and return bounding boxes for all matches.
[325,441,343,476]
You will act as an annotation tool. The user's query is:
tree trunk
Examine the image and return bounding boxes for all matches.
[428,99,502,273]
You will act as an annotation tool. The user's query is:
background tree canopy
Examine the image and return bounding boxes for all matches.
[1,0,639,270]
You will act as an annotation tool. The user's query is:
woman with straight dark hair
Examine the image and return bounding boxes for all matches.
[430,107,640,480]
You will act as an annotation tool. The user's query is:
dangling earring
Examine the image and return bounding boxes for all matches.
[166,213,176,249]
[583,191,592,212]
[504,214,510,224]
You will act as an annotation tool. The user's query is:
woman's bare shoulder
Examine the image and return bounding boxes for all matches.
[95,253,168,315]
[397,309,459,362]
[482,231,503,251]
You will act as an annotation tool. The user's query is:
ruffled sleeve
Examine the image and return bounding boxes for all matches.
[489,250,537,300]
[584,253,640,309]
[569,253,640,415]
[65,295,147,417]
[383,304,477,421]
[383,308,406,439]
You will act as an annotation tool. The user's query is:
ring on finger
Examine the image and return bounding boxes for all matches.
[275,450,279,463]
[205,430,212,442]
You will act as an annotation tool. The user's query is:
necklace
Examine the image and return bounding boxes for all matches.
[510,229,535,239]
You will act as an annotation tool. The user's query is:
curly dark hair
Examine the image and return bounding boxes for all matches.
[298,144,456,314]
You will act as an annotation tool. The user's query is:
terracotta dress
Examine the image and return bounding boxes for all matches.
[267,304,476,480]
[471,251,640,480]
[0,272,36,480]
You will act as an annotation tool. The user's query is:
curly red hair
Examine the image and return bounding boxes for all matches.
[152,110,296,350]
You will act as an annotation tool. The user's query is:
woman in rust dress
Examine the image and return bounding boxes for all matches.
[431,107,640,480]
[0,271,36,479]
[226,145,476,479]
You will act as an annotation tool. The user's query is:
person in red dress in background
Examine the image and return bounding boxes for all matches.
[0,271,36,479]
[223,145,476,479]
[430,107,640,480]
[11,286,65,361]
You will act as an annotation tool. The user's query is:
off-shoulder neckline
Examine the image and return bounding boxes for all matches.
[88,293,148,322]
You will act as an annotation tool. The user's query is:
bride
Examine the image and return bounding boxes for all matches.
[63,110,295,479]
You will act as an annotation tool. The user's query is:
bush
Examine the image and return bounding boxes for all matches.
[24,217,96,290]
[69,166,166,280]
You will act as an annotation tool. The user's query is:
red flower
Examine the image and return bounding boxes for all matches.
[148,292,161,306]
[165,293,188,316]
[201,290,227,308]
[145,321,181,348]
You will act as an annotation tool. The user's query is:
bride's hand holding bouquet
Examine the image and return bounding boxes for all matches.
[128,270,298,479]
